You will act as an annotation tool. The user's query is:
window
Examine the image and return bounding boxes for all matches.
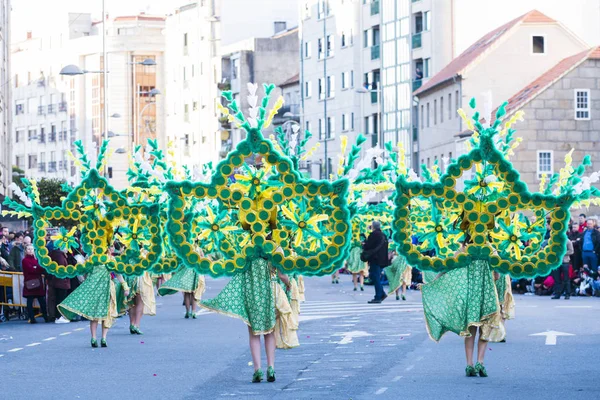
[184,104,189,122]
[351,112,355,130]
[455,90,459,114]
[304,41,312,58]
[327,75,335,98]
[15,156,24,169]
[448,93,452,120]
[426,103,430,127]
[302,1,311,19]
[108,167,113,179]
[318,118,324,139]
[184,33,188,47]
[318,38,324,59]
[350,70,354,88]
[306,120,311,133]
[327,116,335,138]
[424,58,431,78]
[440,96,444,123]
[28,154,37,169]
[427,157,430,167]
[574,89,590,120]
[363,30,369,48]
[342,72,349,89]
[274,21,287,33]
[232,58,239,79]
[532,36,545,54]
[537,151,553,178]
[15,101,24,115]
[183,66,187,81]
[318,78,325,100]
[326,35,334,57]
[317,0,330,19]
[193,101,198,111]
[424,11,431,31]
[15,129,23,143]
[449,151,453,161]
[341,32,347,48]
[434,99,437,125]
[305,81,312,98]
[420,105,424,129]
[342,114,348,131]
[28,128,36,141]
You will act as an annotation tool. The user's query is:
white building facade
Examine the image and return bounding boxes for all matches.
[0,0,10,197]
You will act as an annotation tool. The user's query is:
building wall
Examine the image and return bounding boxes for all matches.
[0,0,10,197]
[417,22,588,174]
[301,0,380,179]
[511,59,600,191]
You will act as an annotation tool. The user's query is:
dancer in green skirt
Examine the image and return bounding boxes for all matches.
[421,238,503,377]
[158,265,206,318]
[200,256,297,383]
[58,248,129,348]
[347,244,367,291]
[386,252,412,300]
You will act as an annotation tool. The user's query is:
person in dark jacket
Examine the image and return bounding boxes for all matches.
[581,219,600,270]
[363,221,388,304]
[47,247,72,322]
[8,233,25,271]
[22,245,50,323]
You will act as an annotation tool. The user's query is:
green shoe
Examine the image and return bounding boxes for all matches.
[267,366,276,382]
[184,312,190,319]
[134,326,144,335]
[91,338,98,348]
[360,286,364,291]
[474,362,488,377]
[101,339,107,348]
[396,294,400,300]
[252,369,263,383]
[129,325,136,335]
[191,312,197,319]
[465,365,476,377]
[402,294,406,301]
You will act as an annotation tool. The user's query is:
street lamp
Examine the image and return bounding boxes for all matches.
[59,65,105,76]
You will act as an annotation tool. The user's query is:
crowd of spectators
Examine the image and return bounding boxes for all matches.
[0,225,82,323]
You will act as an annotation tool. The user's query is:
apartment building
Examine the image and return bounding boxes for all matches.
[413,10,588,171]
[0,0,10,197]
[300,0,381,179]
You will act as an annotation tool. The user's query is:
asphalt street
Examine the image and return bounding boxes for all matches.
[1,274,599,400]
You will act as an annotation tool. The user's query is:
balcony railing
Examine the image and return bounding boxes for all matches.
[38,134,46,143]
[413,79,423,92]
[371,44,380,60]
[38,162,46,172]
[412,32,422,49]
[37,105,46,116]
[60,130,68,141]
[48,161,57,172]
[59,102,67,112]
[48,104,56,114]
[370,0,379,15]
[49,132,57,142]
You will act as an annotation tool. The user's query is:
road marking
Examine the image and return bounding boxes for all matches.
[8,348,23,352]
[331,324,356,327]
[295,377,315,381]
[73,328,85,331]
[392,375,403,382]
[333,330,373,344]
[530,330,575,345]
[375,387,388,395]
[405,365,414,371]
[26,343,41,347]
[555,306,592,309]
[43,337,56,341]
[0,354,3,358]
[386,333,411,337]
[59,332,72,336]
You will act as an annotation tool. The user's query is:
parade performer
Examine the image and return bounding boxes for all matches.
[124,270,156,335]
[158,264,206,319]
[58,246,129,348]
[393,99,599,377]
[165,83,351,383]
[386,250,411,300]
[347,239,367,291]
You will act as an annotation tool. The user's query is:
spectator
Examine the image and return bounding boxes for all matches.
[534,275,554,296]
[568,222,583,270]
[21,245,50,323]
[552,238,574,299]
[581,218,600,270]
[591,266,600,297]
[8,233,25,271]
[576,266,593,296]
[362,221,389,304]
[578,214,586,233]
[47,246,71,323]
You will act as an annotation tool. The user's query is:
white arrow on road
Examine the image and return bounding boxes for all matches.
[332,330,373,344]
[529,331,575,345]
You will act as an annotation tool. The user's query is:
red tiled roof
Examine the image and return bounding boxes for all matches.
[496,46,599,117]
[281,73,300,87]
[414,10,556,96]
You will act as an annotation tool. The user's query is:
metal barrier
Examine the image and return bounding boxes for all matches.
[0,271,40,321]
